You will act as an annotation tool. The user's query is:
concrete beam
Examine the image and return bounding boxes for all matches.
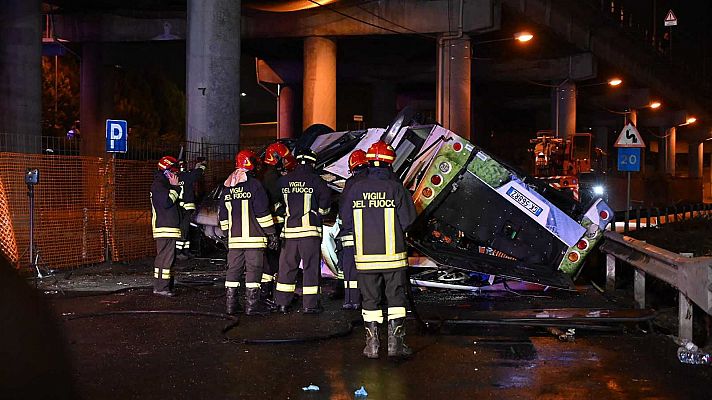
[478,53,596,82]
[243,0,498,38]
[54,0,498,42]
[53,14,186,42]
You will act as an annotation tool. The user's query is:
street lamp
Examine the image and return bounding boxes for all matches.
[514,31,534,43]
[608,78,623,86]
[649,101,662,109]
[678,117,697,127]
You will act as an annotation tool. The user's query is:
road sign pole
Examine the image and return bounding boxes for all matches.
[624,171,631,233]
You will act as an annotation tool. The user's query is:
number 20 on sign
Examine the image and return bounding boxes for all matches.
[617,147,641,172]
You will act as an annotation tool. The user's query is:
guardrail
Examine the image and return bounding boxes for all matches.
[614,203,712,233]
[599,231,712,341]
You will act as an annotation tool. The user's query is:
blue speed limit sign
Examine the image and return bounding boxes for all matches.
[617,147,641,172]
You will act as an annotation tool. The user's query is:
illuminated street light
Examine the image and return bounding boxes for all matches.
[687,117,697,124]
[649,101,662,109]
[608,78,623,86]
[514,32,534,42]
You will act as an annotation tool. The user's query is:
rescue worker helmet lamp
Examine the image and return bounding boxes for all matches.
[235,149,258,171]
[366,141,396,166]
[296,149,318,165]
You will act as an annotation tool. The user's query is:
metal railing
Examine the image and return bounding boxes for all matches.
[614,203,712,232]
[599,231,712,341]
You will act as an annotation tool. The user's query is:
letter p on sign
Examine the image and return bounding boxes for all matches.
[106,119,128,153]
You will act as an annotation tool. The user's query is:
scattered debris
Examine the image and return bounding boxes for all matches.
[302,384,320,391]
[354,386,368,397]
[546,327,576,342]
[677,340,711,365]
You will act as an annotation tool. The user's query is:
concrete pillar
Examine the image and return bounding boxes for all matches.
[303,36,336,131]
[689,140,703,178]
[0,0,41,152]
[79,43,106,156]
[436,34,471,139]
[371,81,397,129]
[278,85,295,139]
[666,127,676,176]
[186,0,241,148]
[657,127,667,173]
[627,109,638,126]
[552,81,576,141]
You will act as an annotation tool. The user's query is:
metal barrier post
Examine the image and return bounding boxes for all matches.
[634,269,646,309]
[672,206,677,222]
[606,254,616,291]
[635,207,641,230]
[679,293,694,341]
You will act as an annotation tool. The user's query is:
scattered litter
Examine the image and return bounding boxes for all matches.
[302,384,320,391]
[354,386,368,397]
[546,327,576,342]
[677,340,711,365]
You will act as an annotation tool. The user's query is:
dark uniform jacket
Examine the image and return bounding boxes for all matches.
[218,176,276,249]
[260,166,285,224]
[177,164,205,211]
[277,164,331,239]
[337,168,369,248]
[341,167,416,272]
[150,171,181,238]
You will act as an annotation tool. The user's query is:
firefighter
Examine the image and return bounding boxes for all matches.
[337,149,369,310]
[175,158,206,259]
[150,156,182,297]
[341,141,417,358]
[274,148,331,314]
[218,150,279,315]
[259,142,296,304]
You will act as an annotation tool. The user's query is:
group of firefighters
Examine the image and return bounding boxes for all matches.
[149,140,416,358]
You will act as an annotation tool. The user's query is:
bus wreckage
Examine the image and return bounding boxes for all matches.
[196,114,612,291]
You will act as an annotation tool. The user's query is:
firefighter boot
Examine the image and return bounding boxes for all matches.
[245,288,270,316]
[260,281,278,312]
[363,322,380,359]
[387,318,413,357]
[226,287,242,315]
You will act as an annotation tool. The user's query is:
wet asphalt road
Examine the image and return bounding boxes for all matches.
[44,279,712,400]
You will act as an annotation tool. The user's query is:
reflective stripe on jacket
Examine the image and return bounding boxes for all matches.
[150,171,181,238]
[277,164,331,239]
[341,167,416,272]
[218,175,276,249]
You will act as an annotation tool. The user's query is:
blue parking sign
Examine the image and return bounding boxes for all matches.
[617,147,640,172]
[106,119,128,153]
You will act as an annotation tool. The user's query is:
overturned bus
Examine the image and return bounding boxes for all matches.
[197,120,612,291]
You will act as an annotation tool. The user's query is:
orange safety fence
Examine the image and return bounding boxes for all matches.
[0,153,106,270]
[0,152,244,270]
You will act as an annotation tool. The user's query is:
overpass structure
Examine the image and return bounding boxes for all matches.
[1,0,711,206]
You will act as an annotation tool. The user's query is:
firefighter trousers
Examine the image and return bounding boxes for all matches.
[154,238,176,292]
[225,248,264,290]
[261,224,282,284]
[340,246,361,306]
[358,269,408,324]
[275,237,321,309]
[176,209,194,251]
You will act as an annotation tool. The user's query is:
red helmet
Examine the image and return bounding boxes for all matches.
[348,149,368,172]
[158,156,178,172]
[235,150,258,171]
[282,154,297,171]
[366,141,396,165]
[263,142,292,166]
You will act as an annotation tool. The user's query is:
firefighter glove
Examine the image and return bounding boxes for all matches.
[267,234,280,251]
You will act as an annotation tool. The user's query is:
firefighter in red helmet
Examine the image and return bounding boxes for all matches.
[218,150,279,315]
[274,148,331,314]
[341,141,416,358]
[337,149,369,309]
[258,141,296,307]
[151,156,181,296]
